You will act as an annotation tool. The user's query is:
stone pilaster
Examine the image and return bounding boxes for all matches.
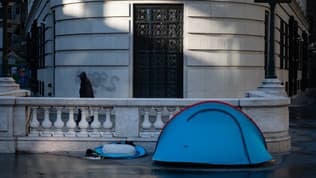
[0,77,30,96]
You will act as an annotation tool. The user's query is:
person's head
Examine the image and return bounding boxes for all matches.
[79,72,87,81]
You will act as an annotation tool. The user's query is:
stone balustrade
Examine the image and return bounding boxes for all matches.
[28,106,114,137]
[0,96,290,154]
[27,104,183,138]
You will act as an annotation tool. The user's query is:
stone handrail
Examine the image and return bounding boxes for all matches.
[0,96,290,153]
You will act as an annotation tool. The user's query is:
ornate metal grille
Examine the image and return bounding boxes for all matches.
[133,4,183,98]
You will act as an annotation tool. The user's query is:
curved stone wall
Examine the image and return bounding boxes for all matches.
[25,0,308,98]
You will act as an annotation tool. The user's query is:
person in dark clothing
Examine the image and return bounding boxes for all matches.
[79,72,94,98]
[77,72,94,126]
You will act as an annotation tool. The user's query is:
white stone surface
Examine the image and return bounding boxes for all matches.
[186,51,264,67]
[247,78,288,97]
[0,107,10,133]
[187,2,264,20]
[56,19,130,35]
[187,18,264,36]
[54,1,130,20]
[186,68,264,98]
[13,97,239,107]
[242,106,289,132]
[187,34,264,51]
[13,106,28,137]
[55,51,129,66]
[114,107,139,137]
[36,0,268,98]
[54,68,129,97]
[0,77,20,92]
[55,35,129,51]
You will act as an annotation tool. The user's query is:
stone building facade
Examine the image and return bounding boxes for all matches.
[306,0,316,88]
[25,0,309,98]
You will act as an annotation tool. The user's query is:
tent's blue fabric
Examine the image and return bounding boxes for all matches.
[152,101,272,165]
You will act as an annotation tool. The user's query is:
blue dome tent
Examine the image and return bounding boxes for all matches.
[152,101,272,165]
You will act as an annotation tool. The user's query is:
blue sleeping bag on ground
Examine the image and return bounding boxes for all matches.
[86,142,146,159]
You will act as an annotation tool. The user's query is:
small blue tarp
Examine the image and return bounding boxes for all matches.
[95,145,146,159]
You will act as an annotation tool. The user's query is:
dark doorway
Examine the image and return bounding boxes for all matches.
[133,4,183,98]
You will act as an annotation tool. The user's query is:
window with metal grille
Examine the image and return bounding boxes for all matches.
[133,4,183,98]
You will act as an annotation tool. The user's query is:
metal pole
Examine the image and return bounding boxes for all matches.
[266,1,277,78]
[2,0,9,77]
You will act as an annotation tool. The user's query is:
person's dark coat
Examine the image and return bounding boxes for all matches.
[77,72,94,125]
[79,72,94,98]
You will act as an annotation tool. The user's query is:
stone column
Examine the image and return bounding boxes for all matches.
[0,77,30,96]
[247,78,287,97]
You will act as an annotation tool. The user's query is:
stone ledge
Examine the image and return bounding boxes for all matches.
[16,137,158,153]
[263,130,289,138]
[266,136,291,153]
[239,97,290,107]
[15,135,287,154]
[14,97,240,107]
[0,97,16,105]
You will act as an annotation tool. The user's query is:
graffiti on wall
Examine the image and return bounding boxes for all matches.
[75,71,120,93]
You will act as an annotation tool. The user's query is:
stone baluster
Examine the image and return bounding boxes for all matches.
[77,107,89,137]
[167,107,174,119]
[103,108,113,129]
[153,108,164,129]
[41,107,52,136]
[141,108,152,129]
[175,106,181,115]
[162,106,168,115]
[88,107,94,126]
[29,107,39,136]
[90,107,101,137]
[102,108,113,137]
[53,107,64,136]
[65,107,76,137]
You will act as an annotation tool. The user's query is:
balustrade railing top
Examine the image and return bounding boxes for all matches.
[15,97,240,106]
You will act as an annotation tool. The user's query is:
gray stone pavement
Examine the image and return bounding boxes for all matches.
[1,92,316,178]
